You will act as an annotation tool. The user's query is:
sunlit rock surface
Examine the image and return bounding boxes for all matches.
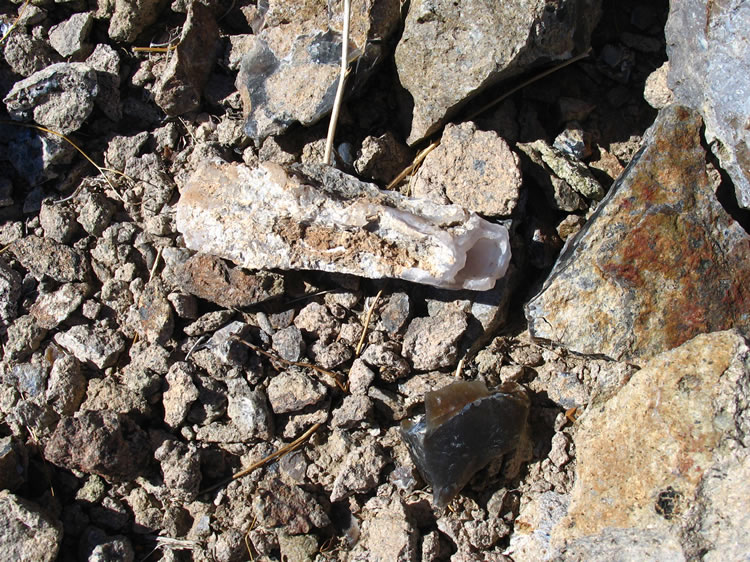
[175,161,512,290]
[526,106,750,362]
[400,380,529,507]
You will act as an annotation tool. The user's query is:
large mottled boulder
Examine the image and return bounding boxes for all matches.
[236,0,401,142]
[666,0,750,209]
[550,330,750,560]
[526,106,750,362]
[395,0,601,144]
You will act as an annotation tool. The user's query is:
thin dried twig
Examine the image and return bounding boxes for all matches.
[199,422,322,496]
[323,0,351,165]
[0,0,31,44]
[233,337,347,391]
[385,48,593,190]
[385,140,440,191]
[355,289,383,356]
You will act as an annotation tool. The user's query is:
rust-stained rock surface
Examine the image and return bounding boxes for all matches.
[167,251,286,309]
[526,106,750,362]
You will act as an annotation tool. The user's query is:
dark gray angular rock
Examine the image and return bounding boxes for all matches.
[0,491,62,562]
[3,62,98,134]
[395,0,601,144]
[86,43,123,122]
[666,0,750,208]
[5,127,77,185]
[0,437,27,491]
[39,200,78,244]
[46,354,86,416]
[226,377,273,440]
[401,380,530,507]
[45,410,150,482]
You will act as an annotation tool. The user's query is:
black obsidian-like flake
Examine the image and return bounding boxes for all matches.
[400,380,530,507]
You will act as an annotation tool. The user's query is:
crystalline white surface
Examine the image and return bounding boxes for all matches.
[175,160,511,290]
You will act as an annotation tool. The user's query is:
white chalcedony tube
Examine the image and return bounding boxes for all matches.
[175,160,511,291]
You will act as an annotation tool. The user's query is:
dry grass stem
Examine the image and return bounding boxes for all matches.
[233,337,347,391]
[385,140,440,191]
[323,0,351,165]
[0,0,31,44]
[199,422,322,495]
[355,289,383,356]
[0,121,124,202]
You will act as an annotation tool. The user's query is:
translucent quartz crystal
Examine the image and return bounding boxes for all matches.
[400,380,529,507]
[175,160,511,290]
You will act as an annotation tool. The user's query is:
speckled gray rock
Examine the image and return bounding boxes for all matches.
[236,0,401,142]
[0,259,22,335]
[106,0,168,43]
[330,438,388,502]
[154,0,219,116]
[402,309,469,371]
[2,32,60,77]
[526,106,750,362]
[395,0,601,144]
[226,377,273,440]
[54,324,126,369]
[0,437,26,491]
[163,362,200,428]
[666,0,750,208]
[46,355,86,416]
[3,63,98,134]
[86,44,123,122]
[549,331,750,560]
[412,122,522,217]
[30,283,86,329]
[267,370,327,414]
[176,160,512,290]
[355,132,415,185]
[11,235,91,283]
[0,491,62,562]
[4,315,47,361]
[49,11,94,58]
[271,325,306,362]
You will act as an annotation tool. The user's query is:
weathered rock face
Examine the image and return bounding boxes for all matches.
[395,0,601,144]
[175,160,512,290]
[551,330,750,560]
[0,491,62,562]
[526,106,750,362]
[666,0,750,209]
[411,122,522,217]
[154,0,219,116]
[236,0,401,142]
[3,62,98,134]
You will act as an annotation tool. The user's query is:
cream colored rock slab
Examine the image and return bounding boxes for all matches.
[175,160,511,290]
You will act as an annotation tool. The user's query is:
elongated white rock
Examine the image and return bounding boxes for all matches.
[175,160,511,290]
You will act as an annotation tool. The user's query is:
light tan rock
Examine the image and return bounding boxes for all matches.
[551,330,750,560]
[412,122,522,217]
